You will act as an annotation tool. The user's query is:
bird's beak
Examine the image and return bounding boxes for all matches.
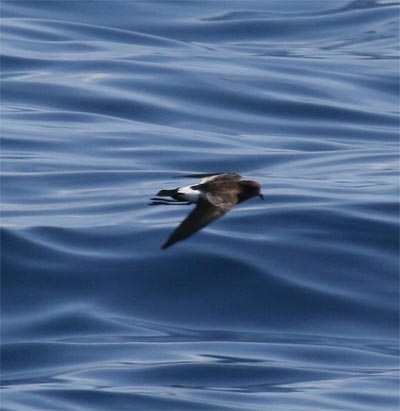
[259,193,264,200]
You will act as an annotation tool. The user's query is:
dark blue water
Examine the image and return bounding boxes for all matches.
[1,1,399,410]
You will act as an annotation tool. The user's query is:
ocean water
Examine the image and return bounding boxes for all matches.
[1,0,399,410]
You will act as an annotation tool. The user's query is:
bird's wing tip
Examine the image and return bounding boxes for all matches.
[161,241,172,250]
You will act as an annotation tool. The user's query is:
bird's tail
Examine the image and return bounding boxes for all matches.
[156,188,178,197]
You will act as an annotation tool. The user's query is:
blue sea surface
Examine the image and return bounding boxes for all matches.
[1,1,399,410]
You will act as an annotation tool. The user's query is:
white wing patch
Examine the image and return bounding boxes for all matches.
[200,174,225,183]
[177,185,202,202]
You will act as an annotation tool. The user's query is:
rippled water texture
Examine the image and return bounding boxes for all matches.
[1,1,399,410]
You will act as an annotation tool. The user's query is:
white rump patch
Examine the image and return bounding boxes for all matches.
[177,185,202,202]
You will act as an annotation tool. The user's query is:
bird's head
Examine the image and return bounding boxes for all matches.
[240,180,264,201]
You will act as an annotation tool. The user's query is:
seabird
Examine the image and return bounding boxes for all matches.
[150,173,264,249]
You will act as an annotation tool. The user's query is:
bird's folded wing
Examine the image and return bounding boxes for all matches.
[162,198,230,249]
[205,189,238,208]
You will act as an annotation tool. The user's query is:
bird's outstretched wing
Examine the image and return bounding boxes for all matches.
[173,173,225,179]
[162,198,232,249]
[174,172,241,181]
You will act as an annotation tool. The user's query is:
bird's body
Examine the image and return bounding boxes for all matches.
[150,173,263,249]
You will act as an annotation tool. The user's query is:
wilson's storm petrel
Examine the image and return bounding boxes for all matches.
[150,173,264,249]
